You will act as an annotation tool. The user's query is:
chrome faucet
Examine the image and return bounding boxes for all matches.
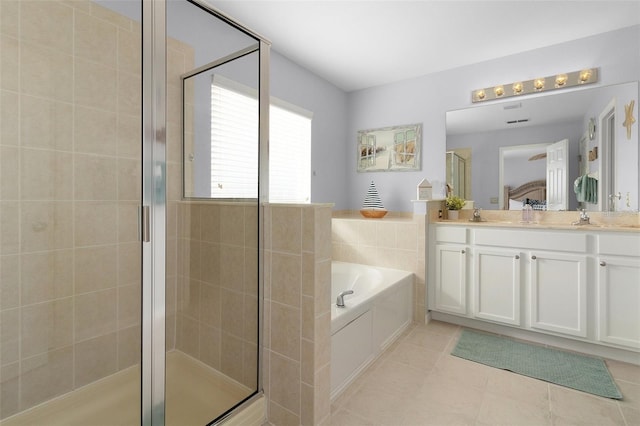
[572,209,590,225]
[336,290,354,307]
[469,208,483,222]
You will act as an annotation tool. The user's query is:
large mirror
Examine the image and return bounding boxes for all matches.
[446,81,639,211]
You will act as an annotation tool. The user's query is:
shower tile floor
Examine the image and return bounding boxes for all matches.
[330,321,640,426]
[0,351,251,426]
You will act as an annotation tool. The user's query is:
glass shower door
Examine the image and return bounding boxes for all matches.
[166,1,268,424]
[0,0,143,424]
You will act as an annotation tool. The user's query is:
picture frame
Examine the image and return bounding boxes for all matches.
[357,123,422,172]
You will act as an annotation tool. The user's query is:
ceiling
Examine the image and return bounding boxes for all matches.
[208,1,640,92]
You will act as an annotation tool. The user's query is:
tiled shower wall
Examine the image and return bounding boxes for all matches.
[173,203,335,425]
[173,202,259,389]
[331,212,426,323]
[0,0,143,418]
[165,35,195,352]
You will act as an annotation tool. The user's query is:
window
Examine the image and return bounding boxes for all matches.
[210,75,312,202]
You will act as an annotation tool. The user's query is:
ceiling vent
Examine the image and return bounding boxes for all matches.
[506,118,530,124]
[503,103,522,110]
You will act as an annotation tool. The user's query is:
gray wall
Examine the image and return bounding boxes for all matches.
[270,53,349,208]
[346,25,640,211]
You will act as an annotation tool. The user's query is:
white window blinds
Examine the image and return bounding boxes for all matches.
[211,75,312,202]
[210,76,259,198]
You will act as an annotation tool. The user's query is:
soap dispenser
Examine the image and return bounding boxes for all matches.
[522,203,533,223]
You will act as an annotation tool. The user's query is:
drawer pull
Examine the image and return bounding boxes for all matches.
[515,255,520,259]
[600,261,606,267]
[531,255,537,260]
[461,249,466,254]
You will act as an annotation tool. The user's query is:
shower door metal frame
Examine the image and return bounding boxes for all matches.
[142,0,167,424]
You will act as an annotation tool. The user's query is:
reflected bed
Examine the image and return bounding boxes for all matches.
[504,179,547,210]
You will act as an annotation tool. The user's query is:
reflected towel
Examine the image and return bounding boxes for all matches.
[574,175,598,204]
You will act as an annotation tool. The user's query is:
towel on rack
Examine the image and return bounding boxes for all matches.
[574,174,598,204]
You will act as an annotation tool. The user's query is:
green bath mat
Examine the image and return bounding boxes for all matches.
[452,329,622,399]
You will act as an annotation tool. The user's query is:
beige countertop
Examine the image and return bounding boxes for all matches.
[434,218,640,232]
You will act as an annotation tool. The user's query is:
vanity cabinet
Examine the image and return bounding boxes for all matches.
[429,223,640,354]
[473,248,522,326]
[433,226,467,315]
[596,233,640,349]
[472,227,587,337]
[529,251,587,338]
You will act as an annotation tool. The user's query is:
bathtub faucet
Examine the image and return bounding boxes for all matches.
[336,290,354,308]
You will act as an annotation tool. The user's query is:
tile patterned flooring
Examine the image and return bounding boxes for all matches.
[330,321,640,426]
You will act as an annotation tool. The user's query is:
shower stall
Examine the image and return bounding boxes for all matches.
[0,0,268,424]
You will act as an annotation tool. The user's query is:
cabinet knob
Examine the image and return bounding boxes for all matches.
[600,261,606,267]
[461,249,466,254]
[531,255,537,260]
[515,255,520,259]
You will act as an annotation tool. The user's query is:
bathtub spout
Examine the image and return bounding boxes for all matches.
[336,290,354,308]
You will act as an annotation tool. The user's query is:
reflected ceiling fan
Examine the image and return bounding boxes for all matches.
[529,153,547,161]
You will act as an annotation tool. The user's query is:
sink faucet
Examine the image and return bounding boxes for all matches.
[469,208,483,222]
[572,209,590,225]
[336,290,354,308]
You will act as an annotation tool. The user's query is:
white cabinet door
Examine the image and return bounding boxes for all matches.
[434,244,467,315]
[530,251,587,337]
[474,248,522,326]
[597,256,640,349]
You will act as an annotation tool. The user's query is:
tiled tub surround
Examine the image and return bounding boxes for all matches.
[0,0,146,419]
[331,211,426,323]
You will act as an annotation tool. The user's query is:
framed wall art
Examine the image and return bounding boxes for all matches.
[357,123,422,172]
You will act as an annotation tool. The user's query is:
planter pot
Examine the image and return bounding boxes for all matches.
[448,210,459,220]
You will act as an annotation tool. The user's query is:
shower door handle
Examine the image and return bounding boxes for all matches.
[139,205,150,242]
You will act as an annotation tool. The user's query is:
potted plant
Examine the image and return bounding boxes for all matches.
[445,195,466,219]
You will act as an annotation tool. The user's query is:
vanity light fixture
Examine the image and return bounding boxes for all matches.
[472,68,598,103]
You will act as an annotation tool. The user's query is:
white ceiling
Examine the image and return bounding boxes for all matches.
[208,0,640,92]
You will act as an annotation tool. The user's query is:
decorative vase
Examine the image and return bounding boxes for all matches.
[448,210,459,220]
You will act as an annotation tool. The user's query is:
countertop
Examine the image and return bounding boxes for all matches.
[434,219,640,233]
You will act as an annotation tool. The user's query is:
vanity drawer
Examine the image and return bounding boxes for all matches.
[435,225,467,244]
[598,233,640,257]
[473,228,587,252]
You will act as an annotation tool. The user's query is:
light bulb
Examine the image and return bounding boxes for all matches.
[534,78,545,91]
[579,69,592,83]
[555,74,568,87]
[512,82,523,94]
